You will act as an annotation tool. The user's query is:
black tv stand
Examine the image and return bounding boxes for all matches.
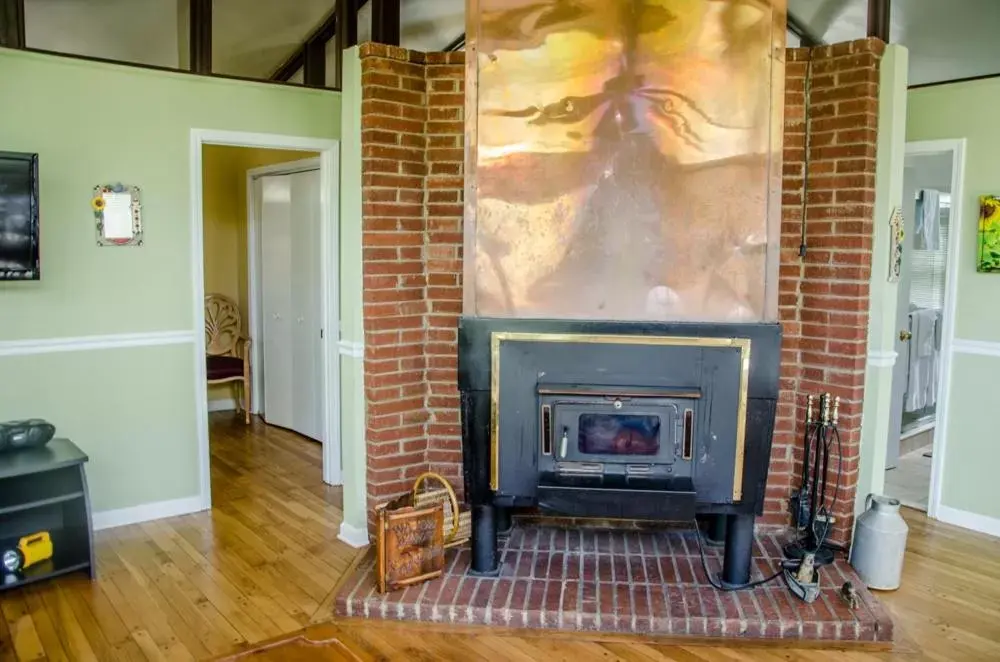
[0,439,94,591]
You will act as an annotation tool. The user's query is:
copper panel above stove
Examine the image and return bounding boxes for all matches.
[464,0,787,322]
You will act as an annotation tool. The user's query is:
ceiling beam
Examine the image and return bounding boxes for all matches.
[371,0,400,46]
[867,0,891,42]
[190,0,212,74]
[334,0,359,88]
[787,11,823,48]
[303,33,326,86]
[0,0,25,49]
[273,0,372,83]
[444,33,465,52]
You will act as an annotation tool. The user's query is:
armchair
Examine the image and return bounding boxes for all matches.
[205,294,252,424]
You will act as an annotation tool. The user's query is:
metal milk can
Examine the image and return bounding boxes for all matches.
[850,494,909,590]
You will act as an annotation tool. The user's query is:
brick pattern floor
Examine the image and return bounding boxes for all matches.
[334,525,893,643]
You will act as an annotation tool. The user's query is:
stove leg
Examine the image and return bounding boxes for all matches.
[721,514,754,587]
[471,504,499,575]
[496,506,513,535]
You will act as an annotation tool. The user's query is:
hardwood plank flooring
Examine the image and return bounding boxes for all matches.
[0,413,355,662]
[3,413,1000,660]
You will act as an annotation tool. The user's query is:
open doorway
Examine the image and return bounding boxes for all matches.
[884,142,963,513]
[190,130,342,513]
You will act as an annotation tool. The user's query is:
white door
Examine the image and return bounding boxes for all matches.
[886,167,918,469]
[257,168,323,440]
[290,169,323,441]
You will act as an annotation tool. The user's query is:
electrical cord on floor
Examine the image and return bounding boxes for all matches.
[692,522,790,592]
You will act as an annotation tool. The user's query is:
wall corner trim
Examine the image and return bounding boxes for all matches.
[338,340,365,358]
[338,521,370,548]
[936,505,1000,539]
[92,495,206,531]
[866,349,898,367]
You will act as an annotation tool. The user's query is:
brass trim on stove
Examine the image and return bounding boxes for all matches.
[489,331,751,501]
[536,386,702,399]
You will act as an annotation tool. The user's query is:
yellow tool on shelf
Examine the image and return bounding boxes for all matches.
[1,531,53,573]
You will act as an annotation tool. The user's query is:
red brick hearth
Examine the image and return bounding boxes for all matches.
[335,525,892,644]
[359,39,885,545]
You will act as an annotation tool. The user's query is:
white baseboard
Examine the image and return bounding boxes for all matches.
[208,398,238,412]
[936,505,1000,539]
[92,495,207,531]
[338,521,370,548]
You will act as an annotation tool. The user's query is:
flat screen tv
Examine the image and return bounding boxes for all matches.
[0,151,40,281]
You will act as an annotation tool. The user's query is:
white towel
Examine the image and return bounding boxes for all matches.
[904,308,939,412]
[915,189,940,250]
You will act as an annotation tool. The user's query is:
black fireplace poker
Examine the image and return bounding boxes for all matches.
[784,392,843,567]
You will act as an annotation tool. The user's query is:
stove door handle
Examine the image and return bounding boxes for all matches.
[559,427,569,459]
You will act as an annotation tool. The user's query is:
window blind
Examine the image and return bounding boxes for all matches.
[909,193,950,311]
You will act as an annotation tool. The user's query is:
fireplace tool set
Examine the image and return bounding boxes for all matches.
[782,392,844,602]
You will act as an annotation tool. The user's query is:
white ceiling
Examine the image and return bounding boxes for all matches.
[31,0,994,88]
[24,0,465,81]
[789,0,1000,85]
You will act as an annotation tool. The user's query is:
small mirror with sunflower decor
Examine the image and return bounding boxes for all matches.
[92,183,142,246]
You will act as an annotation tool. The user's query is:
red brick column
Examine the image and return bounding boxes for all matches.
[358,45,466,516]
[359,44,431,514]
[768,39,884,543]
[423,53,466,491]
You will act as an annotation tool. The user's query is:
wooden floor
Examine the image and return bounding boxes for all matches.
[0,413,356,661]
[227,512,1000,662]
[3,415,1000,661]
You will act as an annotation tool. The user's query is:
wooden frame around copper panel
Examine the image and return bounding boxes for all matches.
[764,0,789,322]
[489,332,752,502]
[462,0,482,316]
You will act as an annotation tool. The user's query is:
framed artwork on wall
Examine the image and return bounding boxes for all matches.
[92,183,142,246]
[978,195,1000,272]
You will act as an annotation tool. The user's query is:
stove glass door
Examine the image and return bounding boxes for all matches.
[578,414,660,456]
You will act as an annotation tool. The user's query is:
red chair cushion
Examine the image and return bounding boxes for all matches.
[207,355,244,380]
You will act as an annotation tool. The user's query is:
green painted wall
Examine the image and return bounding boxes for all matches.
[908,78,1000,521]
[0,49,341,340]
[908,79,1000,343]
[0,344,199,511]
[0,49,341,514]
[940,354,1000,515]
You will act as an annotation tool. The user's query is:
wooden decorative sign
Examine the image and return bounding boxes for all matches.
[375,498,444,594]
[888,206,904,283]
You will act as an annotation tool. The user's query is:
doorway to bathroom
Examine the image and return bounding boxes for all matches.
[884,143,961,512]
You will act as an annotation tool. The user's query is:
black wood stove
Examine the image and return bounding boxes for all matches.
[458,317,781,586]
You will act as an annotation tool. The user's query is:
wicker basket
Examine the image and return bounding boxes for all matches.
[411,472,471,549]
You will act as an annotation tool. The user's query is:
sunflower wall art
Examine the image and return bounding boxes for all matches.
[92,183,142,247]
[979,195,1000,272]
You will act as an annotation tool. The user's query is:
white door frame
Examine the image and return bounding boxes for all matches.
[902,139,966,520]
[245,157,321,424]
[190,129,342,512]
